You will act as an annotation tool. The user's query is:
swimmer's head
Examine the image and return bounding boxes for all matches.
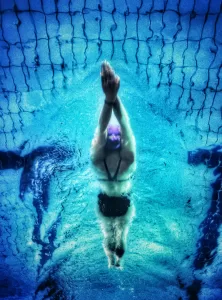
[105,125,121,151]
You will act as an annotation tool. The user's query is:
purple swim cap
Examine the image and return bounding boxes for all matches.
[105,125,121,151]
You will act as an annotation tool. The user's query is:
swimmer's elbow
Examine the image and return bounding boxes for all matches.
[90,153,98,165]
[127,151,135,164]
[90,152,103,166]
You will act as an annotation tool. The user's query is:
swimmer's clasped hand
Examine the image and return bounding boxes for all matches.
[101,61,120,103]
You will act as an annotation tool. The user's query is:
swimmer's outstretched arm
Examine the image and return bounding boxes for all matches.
[91,61,120,162]
[113,97,136,157]
[113,97,133,140]
[98,102,112,133]
[99,61,120,130]
[100,61,134,150]
[95,62,119,136]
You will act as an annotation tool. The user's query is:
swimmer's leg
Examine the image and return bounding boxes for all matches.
[114,216,130,268]
[100,217,116,268]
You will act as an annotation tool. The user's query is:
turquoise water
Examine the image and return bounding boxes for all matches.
[0,0,222,299]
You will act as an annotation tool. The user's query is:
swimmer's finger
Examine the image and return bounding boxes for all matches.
[101,61,110,74]
[107,78,115,89]
[102,61,114,78]
[102,72,114,85]
[108,76,119,90]
[115,75,120,86]
[109,75,120,86]
[100,63,106,79]
[101,73,105,83]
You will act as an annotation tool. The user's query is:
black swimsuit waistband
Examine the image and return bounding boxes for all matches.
[98,177,131,182]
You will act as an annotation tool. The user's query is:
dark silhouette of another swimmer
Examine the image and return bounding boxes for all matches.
[90,61,136,268]
[0,146,72,272]
[186,144,222,299]
[188,145,222,269]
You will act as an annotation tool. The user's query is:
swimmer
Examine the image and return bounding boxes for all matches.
[90,61,136,268]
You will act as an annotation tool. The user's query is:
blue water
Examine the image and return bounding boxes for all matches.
[0,0,222,299]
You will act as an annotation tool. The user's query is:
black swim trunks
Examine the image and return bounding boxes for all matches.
[98,193,130,217]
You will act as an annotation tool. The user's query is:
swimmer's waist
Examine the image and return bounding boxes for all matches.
[98,193,131,202]
[98,175,134,183]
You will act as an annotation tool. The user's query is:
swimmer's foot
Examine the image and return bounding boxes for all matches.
[115,258,123,270]
[108,255,115,269]
[108,262,115,269]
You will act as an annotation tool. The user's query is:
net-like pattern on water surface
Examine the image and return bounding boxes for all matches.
[0,0,221,145]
